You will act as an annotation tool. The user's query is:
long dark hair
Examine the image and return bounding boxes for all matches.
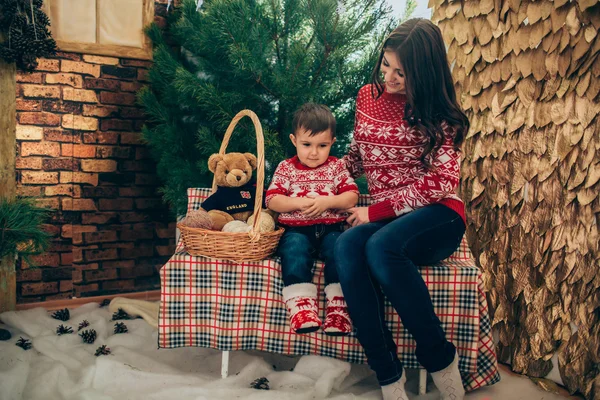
[371,18,469,167]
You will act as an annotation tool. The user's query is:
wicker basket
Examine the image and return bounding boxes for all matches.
[178,110,284,262]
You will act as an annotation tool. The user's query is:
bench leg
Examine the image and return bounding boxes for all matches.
[419,369,427,395]
[221,350,230,379]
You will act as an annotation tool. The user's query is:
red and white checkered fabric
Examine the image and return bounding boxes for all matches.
[159,188,500,391]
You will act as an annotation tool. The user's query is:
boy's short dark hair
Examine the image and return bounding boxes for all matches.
[292,103,336,138]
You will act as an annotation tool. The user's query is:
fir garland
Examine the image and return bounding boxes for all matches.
[0,0,56,70]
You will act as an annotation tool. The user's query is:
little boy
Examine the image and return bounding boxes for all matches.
[266,103,359,335]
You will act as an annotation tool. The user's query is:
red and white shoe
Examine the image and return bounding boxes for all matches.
[322,283,353,336]
[282,283,322,334]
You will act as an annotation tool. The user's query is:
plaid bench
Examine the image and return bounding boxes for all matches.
[158,188,500,392]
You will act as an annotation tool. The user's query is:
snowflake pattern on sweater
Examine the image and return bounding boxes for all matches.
[344,85,466,223]
[266,156,359,226]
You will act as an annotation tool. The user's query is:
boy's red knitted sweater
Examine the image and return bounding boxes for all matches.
[344,85,466,224]
[266,156,359,226]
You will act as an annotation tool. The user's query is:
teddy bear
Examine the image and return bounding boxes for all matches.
[199,152,261,231]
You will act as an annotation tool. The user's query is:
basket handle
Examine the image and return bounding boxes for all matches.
[212,110,265,240]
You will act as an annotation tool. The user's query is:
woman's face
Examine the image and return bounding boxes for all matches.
[380,50,406,94]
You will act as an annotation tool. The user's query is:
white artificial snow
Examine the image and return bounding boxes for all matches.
[0,304,573,400]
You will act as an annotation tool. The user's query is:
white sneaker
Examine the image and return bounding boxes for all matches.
[381,370,409,400]
[430,353,465,400]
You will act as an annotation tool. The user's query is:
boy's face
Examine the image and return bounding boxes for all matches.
[290,128,335,168]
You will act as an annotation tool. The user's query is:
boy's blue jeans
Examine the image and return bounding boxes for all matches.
[278,223,345,286]
[333,204,465,385]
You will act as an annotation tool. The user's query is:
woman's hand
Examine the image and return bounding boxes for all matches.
[302,196,332,218]
[346,207,370,227]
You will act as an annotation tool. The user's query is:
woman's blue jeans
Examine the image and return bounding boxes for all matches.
[334,204,465,385]
[278,223,345,286]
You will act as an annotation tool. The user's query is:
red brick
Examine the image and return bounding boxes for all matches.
[45,73,84,88]
[61,144,73,157]
[74,283,99,296]
[34,198,60,209]
[61,252,73,266]
[121,246,154,259]
[17,72,43,83]
[36,58,60,72]
[59,280,73,292]
[100,65,137,79]
[61,60,100,77]
[81,186,118,197]
[133,120,145,131]
[119,187,155,197]
[42,158,79,171]
[154,15,167,29]
[101,119,132,131]
[72,144,96,158]
[121,132,144,145]
[61,198,97,211]
[119,265,154,279]
[41,224,61,238]
[46,292,73,300]
[51,52,81,61]
[119,212,148,223]
[29,252,60,267]
[135,198,162,209]
[103,260,135,269]
[22,282,58,296]
[135,147,151,160]
[42,267,72,281]
[84,268,118,282]
[97,146,131,159]
[21,171,59,184]
[81,159,117,172]
[156,226,175,239]
[122,161,153,172]
[17,269,43,282]
[81,212,118,224]
[102,280,135,291]
[84,78,120,91]
[17,186,42,196]
[103,242,135,249]
[135,173,159,186]
[120,82,143,92]
[42,100,82,114]
[157,245,176,256]
[99,198,134,211]
[82,104,119,118]
[21,141,61,157]
[44,128,83,143]
[85,249,118,262]
[121,59,153,68]
[16,156,43,169]
[73,263,99,271]
[63,88,98,103]
[100,91,136,105]
[120,107,145,119]
[18,112,61,126]
[60,171,99,186]
[62,225,97,239]
[48,240,72,252]
[22,84,61,99]
[45,184,80,196]
[16,99,42,111]
[82,131,119,144]
[137,68,149,82]
[120,228,153,241]
[81,231,118,244]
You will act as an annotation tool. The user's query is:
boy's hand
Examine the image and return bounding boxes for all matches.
[346,207,370,226]
[294,197,316,211]
[302,196,332,218]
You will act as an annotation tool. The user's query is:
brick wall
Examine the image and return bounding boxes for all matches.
[15,1,176,302]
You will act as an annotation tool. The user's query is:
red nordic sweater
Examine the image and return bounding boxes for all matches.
[344,85,466,225]
[266,156,359,226]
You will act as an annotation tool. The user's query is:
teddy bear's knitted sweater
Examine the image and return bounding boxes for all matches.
[344,85,466,224]
[266,156,359,226]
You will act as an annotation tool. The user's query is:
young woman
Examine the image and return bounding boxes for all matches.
[335,18,470,400]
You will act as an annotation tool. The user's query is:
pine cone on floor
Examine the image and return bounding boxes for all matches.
[112,308,132,321]
[114,322,128,334]
[79,329,97,344]
[78,320,90,331]
[249,377,270,390]
[94,345,111,356]
[56,325,73,335]
[16,337,32,350]
[51,308,70,321]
